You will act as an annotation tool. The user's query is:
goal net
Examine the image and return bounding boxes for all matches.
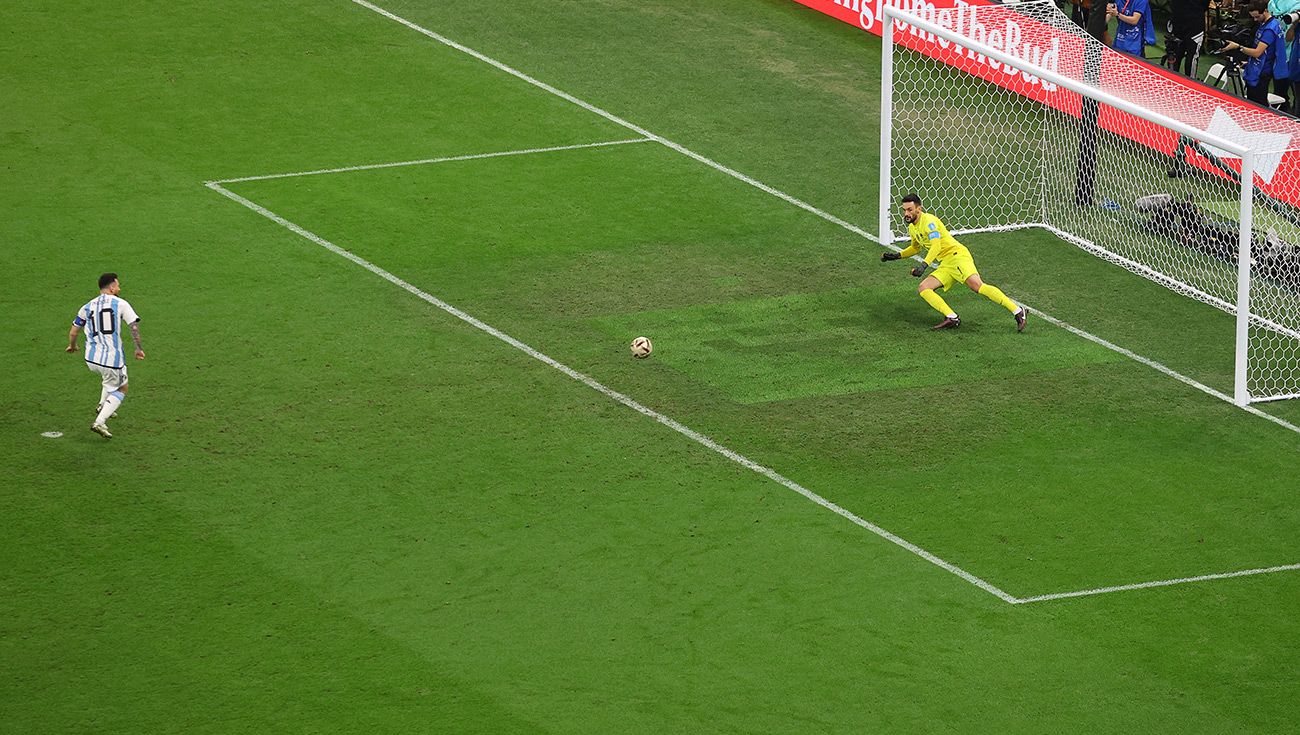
[880,0,1300,405]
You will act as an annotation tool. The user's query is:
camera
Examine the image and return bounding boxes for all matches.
[1207,22,1254,63]
[1162,32,1186,68]
[1281,11,1300,24]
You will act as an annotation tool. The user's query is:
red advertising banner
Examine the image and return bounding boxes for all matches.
[791,0,1300,205]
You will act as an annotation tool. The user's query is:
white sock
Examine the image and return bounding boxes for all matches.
[99,386,109,409]
[95,392,123,426]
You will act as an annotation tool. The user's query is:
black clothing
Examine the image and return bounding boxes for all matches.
[1248,75,1275,105]
[1170,0,1210,39]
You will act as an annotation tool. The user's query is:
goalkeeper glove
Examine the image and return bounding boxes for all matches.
[881,252,901,261]
[911,265,928,278]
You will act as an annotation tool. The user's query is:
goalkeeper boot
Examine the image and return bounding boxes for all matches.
[931,315,961,330]
[1014,307,1027,333]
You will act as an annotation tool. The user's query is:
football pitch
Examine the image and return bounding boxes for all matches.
[4,1,1300,731]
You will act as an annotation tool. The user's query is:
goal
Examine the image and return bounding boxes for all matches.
[879,0,1300,405]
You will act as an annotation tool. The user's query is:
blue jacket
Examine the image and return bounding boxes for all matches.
[1289,27,1300,79]
[1245,17,1283,85]
[1271,0,1300,80]
[1113,0,1154,55]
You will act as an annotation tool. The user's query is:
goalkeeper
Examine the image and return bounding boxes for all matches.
[881,193,1028,331]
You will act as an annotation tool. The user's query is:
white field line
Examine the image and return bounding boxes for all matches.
[208,138,654,184]
[347,0,1300,440]
[882,227,1300,435]
[1028,309,1300,435]
[348,0,878,243]
[220,0,1300,602]
[1017,562,1300,604]
[205,180,1020,606]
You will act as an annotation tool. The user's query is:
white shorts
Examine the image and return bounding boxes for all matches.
[88,363,128,391]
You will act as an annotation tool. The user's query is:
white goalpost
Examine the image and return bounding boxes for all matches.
[880,0,1300,406]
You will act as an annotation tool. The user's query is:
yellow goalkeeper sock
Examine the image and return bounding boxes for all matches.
[977,283,1019,313]
[919,288,956,317]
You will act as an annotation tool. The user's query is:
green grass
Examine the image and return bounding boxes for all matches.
[4,0,1300,732]
[592,285,1123,403]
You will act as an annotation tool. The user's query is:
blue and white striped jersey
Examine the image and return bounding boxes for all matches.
[73,295,140,369]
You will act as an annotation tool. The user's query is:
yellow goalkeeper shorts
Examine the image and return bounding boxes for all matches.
[932,252,979,292]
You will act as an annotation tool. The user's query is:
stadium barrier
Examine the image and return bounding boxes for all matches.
[791,0,1300,206]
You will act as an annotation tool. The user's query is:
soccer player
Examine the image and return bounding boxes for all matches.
[881,194,1027,332]
[66,273,145,439]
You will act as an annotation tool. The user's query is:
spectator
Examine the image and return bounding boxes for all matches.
[1069,0,1094,29]
[1288,18,1300,112]
[1108,0,1156,58]
[1222,0,1283,106]
[1169,0,1211,76]
[1272,0,1300,111]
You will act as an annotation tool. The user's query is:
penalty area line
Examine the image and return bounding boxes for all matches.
[208,138,655,184]
[228,0,1297,603]
[205,180,1020,606]
[1016,562,1300,604]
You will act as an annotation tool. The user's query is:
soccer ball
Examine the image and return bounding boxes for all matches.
[630,336,653,359]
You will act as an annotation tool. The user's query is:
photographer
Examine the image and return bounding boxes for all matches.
[1287,13,1300,112]
[1108,0,1155,56]
[1275,1,1300,112]
[1168,0,1211,76]
[1222,0,1284,105]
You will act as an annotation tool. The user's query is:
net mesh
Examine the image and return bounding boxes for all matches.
[886,0,1300,402]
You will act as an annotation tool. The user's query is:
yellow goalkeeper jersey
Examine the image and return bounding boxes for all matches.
[900,212,970,265]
